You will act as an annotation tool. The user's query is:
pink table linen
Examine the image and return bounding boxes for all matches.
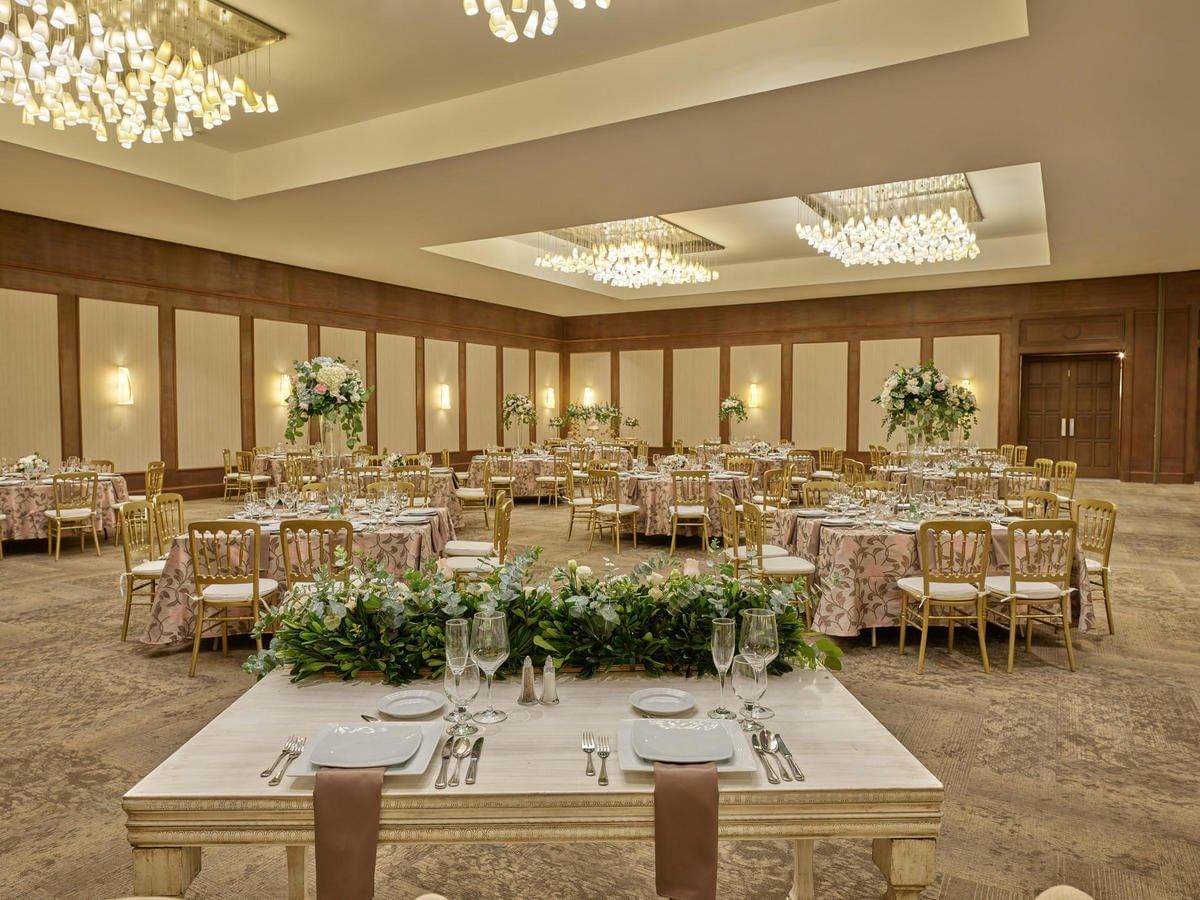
[621,473,750,539]
[0,474,129,541]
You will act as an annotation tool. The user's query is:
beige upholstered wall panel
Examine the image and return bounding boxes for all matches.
[570,352,610,407]
[673,347,720,446]
[254,319,308,447]
[79,298,160,472]
[618,350,664,447]
[792,342,849,450]
[376,333,417,455]
[175,310,240,469]
[319,326,366,368]
[858,337,921,450]
[0,289,61,466]
[425,339,459,452]
[934,334,1001,447]
[730,344,781,443]
[466,343,497,451]
[502,347,531,446]
[535,350,560,432]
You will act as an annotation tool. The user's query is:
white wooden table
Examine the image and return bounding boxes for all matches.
[123,670,943,899]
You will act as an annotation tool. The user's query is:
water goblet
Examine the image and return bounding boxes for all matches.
[708,617,737,719]
[740,609,778,720]
[731,655,767,732]
[444,660,480,737]
[471,611,510,724]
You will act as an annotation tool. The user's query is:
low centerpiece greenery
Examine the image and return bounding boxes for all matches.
[246,550,842,685]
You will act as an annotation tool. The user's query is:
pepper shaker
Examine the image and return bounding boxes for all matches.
[517,656,539,706]
[540,656,560,705]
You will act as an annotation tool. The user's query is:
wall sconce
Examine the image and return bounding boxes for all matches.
[748,383,761,408]
[438,383,452,411]
[544,387,556,409]
[960,378,972,391]
[582,386,595,406]
[277,373,292,406]
[115,366,134,406]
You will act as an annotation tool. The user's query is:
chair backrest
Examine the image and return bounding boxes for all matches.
[301,481,328,501]
[89,458,115,473]
[852,479,898,500]
[787,451,815,478]
[954,466,994,499]
[1002,466,1039,500]
[1072,498,1116,566]
[868,445,886,466]
[252,445,272,456]
[1033,457,1054,479]
[1021,490,1060,519]
[725,452,753,476]
[843,458,866,486]
[1004,519,1076,593]
[1000,443,1015,464]
[1052,461,1078,497]
[588,467,620,506]
[187,520,262,595]
[144,460,165,500]
[279,519,354,585]
[235,450,255,475]
[716,492,739,551]
[1013,444,1029,465]
[671,470,709,505]
[345,466,381,497]
[366,478,416,502]
[284,455,317,485]
[119,500,156,574]
[760,467,791,506]
[817,447,836,469]
[488,454,514,480]
[495,496,514,562]
[222,449,235,475]
[563,463,584,500]
[917,519,991,593]
[801,479,840,508]
[390,464,430,496]
[153,492,186,556]
[740,500,773,566]
[52,471,98,514]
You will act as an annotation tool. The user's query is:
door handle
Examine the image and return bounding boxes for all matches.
[1069,418,1075,437]
[1061,418,1067,437]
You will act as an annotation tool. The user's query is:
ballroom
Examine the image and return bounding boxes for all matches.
[0,1,1197,898]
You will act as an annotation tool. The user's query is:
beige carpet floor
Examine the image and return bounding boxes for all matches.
[1,479,1198,899]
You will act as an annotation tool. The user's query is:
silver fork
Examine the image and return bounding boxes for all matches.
[260,734,298,778]
[597,735,611,786]
[582,731,597,776]
[269,737,305,786]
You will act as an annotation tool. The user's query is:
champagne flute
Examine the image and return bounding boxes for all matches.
[708,618,737,719]
[731,655,766,732]
[443,618,472,728]
[740,609,779,720]
[471,611,510,724]
[444,660,480,737]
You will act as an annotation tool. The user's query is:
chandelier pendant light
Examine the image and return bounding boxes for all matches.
[464,0,609,43]
[535,216,721,290]
[797,174,982,267]
[0,0,284,149]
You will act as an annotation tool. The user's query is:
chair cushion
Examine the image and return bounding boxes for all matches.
[984,575,1066,600]
[535,475,567,483]
[897,576,982,601]
[671,504,707,517]
[813,469,835,479]
[789,476,808,485]
[489,476,513,484]
[568,497,594,507]
[43,507,94,520]
[596,503,639,515]
[131,559,167,578]
[443,540,495,557]
[725,544,787,561]
[1083,557,1108,574]
[201,578,279,602]
[455,487,486,498]
[119,494,147,505]
[238,474,271,483]
[760,556,817,577]
[223,473,241,482]
[444,556,500,574]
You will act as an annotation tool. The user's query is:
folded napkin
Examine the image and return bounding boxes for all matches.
[653,761,718,900]
[314,766,386,900]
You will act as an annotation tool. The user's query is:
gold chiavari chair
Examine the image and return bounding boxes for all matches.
[897,520,991,674]
[88,458,116,473]
[741,501,815,625]
[752,467,792,511]
[453,463,489,526]
[868,445,887,468]
[284,454,320,487]
[118,500,165,641]
[787,450,814,498]
[568,444,590,490]
[114,459,165,543]
[1000,443,1016,465]
[842,458,866,486]
[444,491,507,559]
[279,519,354,587]
[851,480,899,501]
[535,458,570,506]
[1073,498,1117,634]
[1033,457,1054,480]
[187,520,279,677]
[438,449,452,469]
[725,452,753,479]
[986,519,1078,672]
[801,479,841,508]
[345,465,382,498]
[221,449,241,501]
[1001,466,1039,512]
[45,471,101,559]
[1052,461,1078,509]
[1021,490,1061,519]
[153,492,186,557]
[390,464,431,506]
[444,493,512,580]
[718,492,786,577]
[563,465,593,540]
[300,481,328,502]
[672,439,686,454]
[815,447,841,479]
[668,469,710,554]
[954,466,994,500]
[588,468,639,553]
[1013,444,1029,466]
[484,453,514,509]
[366,479,416,505]
[252,445,273,457]
[350,445,373,467]
[235,450,271,499]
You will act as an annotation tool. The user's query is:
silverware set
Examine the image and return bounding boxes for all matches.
[262,735,305,786]
[750,728,804,784]
[581,731,611,785]
[435,735,483,789]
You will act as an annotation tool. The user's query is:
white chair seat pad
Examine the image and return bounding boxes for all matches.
[813,469,835,479]
[201,578,279,602]
[671,504,707,517]
[725,544,787,561]
[239,474,271,483]
[489,476,513,484]
[568,497,594,507]
[1083,557,1108,574]
[596,503,639,515]
[455,488,486,499]
[760,556,816,576]
[118,495,147,506]
[535,476,567,483]
[443,540,495,557]
[985,575,1066,600]
[131,559,167,578]
[897,576,982,601]
[444,556,500,574]
[43,507,94,520]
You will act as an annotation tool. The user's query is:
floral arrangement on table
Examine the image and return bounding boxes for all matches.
[719,395,749,423]
[874,361,979,442]
[591,402,621,425]
[658,453,689,471]
[284,356,375,447]
[622,415,640,428]
[245,551,842,685]
[749,440,772,455]
[547,415,566,429]
[500,393,537,430]
[16,452,49,478]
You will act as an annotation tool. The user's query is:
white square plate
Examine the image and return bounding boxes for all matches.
[632,719,733,763]
[618,719,756,773]
[308,722,423,768]
[292,721,444,775]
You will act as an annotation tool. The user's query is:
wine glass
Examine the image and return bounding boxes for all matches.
[471,611,510,724]
[708,617,737,719]
[740,609,779,720]
[444,660,480,737]
[731,655,766,732]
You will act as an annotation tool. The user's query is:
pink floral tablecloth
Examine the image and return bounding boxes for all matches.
[620,473,751,539]
[140,510,455,646]
[773,510,1094,637]
[467,451,633,496]
[256,460,460,523]
[0,474,129,541]
[878,467,1049,498]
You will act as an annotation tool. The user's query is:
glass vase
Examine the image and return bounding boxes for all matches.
[321,413,344,474]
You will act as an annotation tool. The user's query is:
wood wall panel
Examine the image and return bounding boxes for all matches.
[672,347,720,446]
[424,338,459,453]
[858,337,921,450]
[933,334,1001,448]
[376,332,417,455]
[792,342,849,450]
[175,310,241,469]
[502,347,531,446]
[730,344,781,443]
[570,352,610,407]
[0,289,62,466]
[466,343,498,451]
[253,319,308,448]
[535,350,560,435]
[618,349,664,446]
[79,297,160,472]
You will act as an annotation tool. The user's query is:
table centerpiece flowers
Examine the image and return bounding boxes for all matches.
[17,452,49,479]
[284,356,375,458]
[659,453,689,471]
[873,361,979,445]
[501,393,537,430]
[719,395,749,423]
[749,440,772,455]
[622,415,640,429]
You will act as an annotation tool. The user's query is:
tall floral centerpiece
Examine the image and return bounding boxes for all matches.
[874,361,978,464]
[284,357,375,461]
[501,393,537,443]
[719,396,748,423]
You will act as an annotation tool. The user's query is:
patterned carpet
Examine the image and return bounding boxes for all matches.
[1,479,1198,899]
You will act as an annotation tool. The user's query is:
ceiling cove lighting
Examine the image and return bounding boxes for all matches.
[0,0,284,149]
[466,0,609,43]
[796,174,982,267]
[535,216,721,290]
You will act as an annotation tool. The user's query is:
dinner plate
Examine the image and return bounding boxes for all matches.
[631,719,733,763]
[406,508,438,516]
[617,719,757,773]
[796,508,828,518]
[307,721,424,768]
[377,689,446,719]
[292,720,444,776]
[629,687,696,716]
[889,522,920,533]
[821,517,856,527]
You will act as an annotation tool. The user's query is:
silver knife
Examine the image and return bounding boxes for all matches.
[773,735,806,781]
[434,738,453,790]
[464,737,484,785]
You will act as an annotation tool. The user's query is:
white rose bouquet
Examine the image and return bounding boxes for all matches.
[501,393,537,430]
[874,361,978,441]
[659,454,689,470]
[719,396,748,423]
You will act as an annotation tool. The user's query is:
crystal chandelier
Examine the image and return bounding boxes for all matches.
[535,216,721,290]
[796,174,982,267]
[463,0,609,43]
[0,0,283,149]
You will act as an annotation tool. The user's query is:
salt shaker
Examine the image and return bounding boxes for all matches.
[540,656,560,705]
[517,656,539,706]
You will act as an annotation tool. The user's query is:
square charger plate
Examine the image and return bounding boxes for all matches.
[617,719,758,773]
[291,721,445,776]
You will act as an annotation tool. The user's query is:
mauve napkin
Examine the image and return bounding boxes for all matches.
[314,766,386,900]
[653,761,718,900]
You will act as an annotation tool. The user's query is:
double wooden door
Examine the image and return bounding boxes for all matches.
[1019,354,1120,477]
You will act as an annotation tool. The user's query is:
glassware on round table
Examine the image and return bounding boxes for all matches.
[471,611,510,724]
[444,660,480,737]
[739,608,779,720]
[731,655,767,732]
[708,617,737,719]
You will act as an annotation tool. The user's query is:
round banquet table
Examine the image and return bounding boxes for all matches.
[619,471,751,539]
[773,509,1093,637]
[255,453,353,484]
[0,473,129,541]
[256,459,460,523]
[877,465,1050,498]
[467,451,634,497]
[140,509,456,646]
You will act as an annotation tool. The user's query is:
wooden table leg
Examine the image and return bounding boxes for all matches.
[789,839,815,900]
[872,838,936,900]
[286,845,307,900]
[131,846,201,897]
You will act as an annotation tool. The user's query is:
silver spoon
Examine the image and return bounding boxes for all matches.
[447,736,472,787]
[761,729,793,782]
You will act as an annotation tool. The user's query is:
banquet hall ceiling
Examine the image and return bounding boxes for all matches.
[0,0,1196,316]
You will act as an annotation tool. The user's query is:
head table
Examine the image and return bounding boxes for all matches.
[0,473,129,541]
[140,508,455,647]
[122,668,942,900]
